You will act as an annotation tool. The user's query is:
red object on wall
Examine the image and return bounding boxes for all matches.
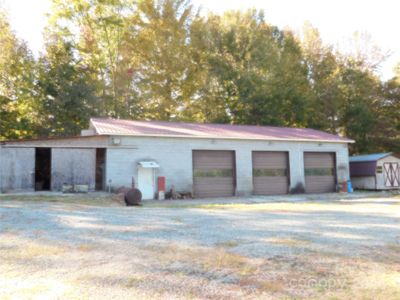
[341,181,348,192]
[157,176,166,192]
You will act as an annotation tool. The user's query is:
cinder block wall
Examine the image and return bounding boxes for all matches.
[106,136,350,195]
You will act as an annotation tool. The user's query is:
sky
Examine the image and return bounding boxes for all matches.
[2,0,399,80]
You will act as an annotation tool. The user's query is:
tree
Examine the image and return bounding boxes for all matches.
[47,0,200,120]
[34,32,98,137]
[0,0,398,155]
[0,11,36,140]
[339,61,381,154]
[127,0,198,120]
[378,65,400,152]
[188,10,311,126]
[49,0,140,118]
[300,23,344,133]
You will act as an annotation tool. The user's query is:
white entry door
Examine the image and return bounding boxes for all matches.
[138,167,155,199]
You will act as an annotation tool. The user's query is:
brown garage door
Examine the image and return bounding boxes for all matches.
[252,151,289,195]
[193,150,235,198]
[304,152,336,193]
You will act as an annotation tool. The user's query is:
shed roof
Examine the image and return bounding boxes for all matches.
[349,153,392,163]
[90,118,354,143]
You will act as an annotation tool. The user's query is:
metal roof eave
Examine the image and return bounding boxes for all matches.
[95,132,354,144]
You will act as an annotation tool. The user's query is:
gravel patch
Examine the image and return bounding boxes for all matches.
[1,194,400,299]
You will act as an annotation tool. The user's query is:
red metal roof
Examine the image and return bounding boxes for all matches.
[90,118,354,143]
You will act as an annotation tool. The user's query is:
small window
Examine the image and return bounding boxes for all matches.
[376,166,383,174]
[193,169,233,178]
[253,168,287,177]
[305,168,334,176]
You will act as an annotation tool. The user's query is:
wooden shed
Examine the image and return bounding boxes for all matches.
[349,153,400,190]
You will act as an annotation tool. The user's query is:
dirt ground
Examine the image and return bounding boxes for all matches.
[0,192,399,299]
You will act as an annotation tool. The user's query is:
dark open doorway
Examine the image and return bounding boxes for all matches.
[95,148,106,191]
[35,148,51,191]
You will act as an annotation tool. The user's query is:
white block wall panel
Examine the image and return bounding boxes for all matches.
[0,147,35,192]
[351,176,376,190]
[105,136,350,196]
[235,148,253,195]
[51,148,96,191]
[289,147,306,190]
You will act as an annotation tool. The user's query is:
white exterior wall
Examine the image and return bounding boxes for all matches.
[51,148,96,191]
[376,155,400,190]
[351,176,376,190]
[105,136,350,196]
[0,146,35,192]
[0,136,107,193]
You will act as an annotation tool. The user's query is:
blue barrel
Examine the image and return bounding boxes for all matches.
[347,181,353,193]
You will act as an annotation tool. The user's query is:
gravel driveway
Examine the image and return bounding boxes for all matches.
[1,194,399,299]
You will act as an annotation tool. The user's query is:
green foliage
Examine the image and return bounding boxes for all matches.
[0,1,399,154]
[339,63,380,154]
[34,34,98,136]
[301,23,343,133]
[380,75,400,153]
[186,10,310,126]
[0,11,36,140]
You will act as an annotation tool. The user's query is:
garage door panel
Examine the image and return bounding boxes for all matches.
[252,151,289,195]
[194,189,235,198]
[193,151,233,168]
[193,178,235,186]
[253,152,287,168]
[305,176,336,193]
[253,176,288,195]
[304,153,335,168]
[304,152,336,193]
[193,150,235,198]
[193,179,235,197]
[193,163,232,169]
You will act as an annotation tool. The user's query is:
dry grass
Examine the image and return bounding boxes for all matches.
[175,249,394,298]
[204,249,254,273]
[216,240,240,248]
[386,243,400,252]
[77,244,94,252]
[0,193,120,206]
[264,237,311,246]
[125,275,147,287]
[2,242,66,261]
[2,235,400,299]
[144,201,399,215]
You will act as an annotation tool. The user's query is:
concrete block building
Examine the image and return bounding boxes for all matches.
[0,118,354,198]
